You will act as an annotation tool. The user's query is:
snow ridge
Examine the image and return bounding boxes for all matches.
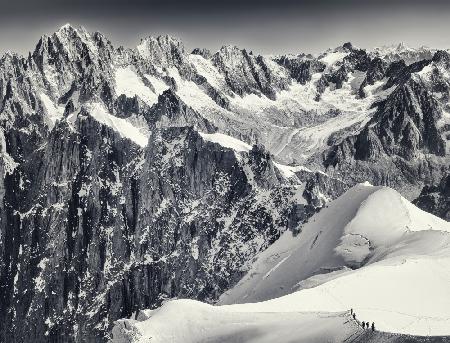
[115,184,450,341]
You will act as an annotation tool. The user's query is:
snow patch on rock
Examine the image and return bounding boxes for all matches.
[115,66,159,106]
[198,131,252,152]
[84,103,149,147]
[40,93,65,129]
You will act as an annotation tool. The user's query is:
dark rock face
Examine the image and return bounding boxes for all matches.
[322,64,448,196]
[0,115,305,342]
[315,45,371,98]
[366,58,388,84]
[114,94,150,118]
[414,175,450,221]
[191,48,212,59]
[0,94,306,342]
[302,172,350,209]
[145,89,216,132]
[359,58,388,97]
[432,50,450,65]
[366,78,441,157]
[0,115,143,342]
[211,46,290,100]
[0,26,315,342]
[275,56,325,84]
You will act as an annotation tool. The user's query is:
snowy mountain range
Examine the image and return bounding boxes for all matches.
[0,24,449,342]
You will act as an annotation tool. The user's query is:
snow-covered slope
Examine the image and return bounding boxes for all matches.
[77,103,150,147]
[198,132,252,152]
[112,302,361,343]
[115,66,160,106]
[220,183,450,303]
[113,184,450,340]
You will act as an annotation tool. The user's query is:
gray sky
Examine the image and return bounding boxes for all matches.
[1,0,450,56]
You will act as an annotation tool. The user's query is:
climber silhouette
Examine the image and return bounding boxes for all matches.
[350,308,353,315]
[361,321,365,328]
[352,313,356,320]
[372,322,375,331]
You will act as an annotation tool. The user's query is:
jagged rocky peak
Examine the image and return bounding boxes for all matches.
[333,42,368,64]
[343,47,370,71]
[136,34,186,67]
[414,174,450,221]
[321,41,356,55]
[313,42,370,97]
[56,22,88,39]
[0,52,39,122]
[30,24,116,100]
[382,77,445,161]
[191,47,212,59]
[146,88,216,132]
[275,54,325,85]
[327,75,445,165]
[214,44,243,58]
[0,50,24,66]
[322,68,448,197]
[432,49,450,66]
[211,44,290,99]
[370,43,435,65]
[34,23,99,61]
[342,41,354,51]
[0,51,27,86]
[397,42,407,50]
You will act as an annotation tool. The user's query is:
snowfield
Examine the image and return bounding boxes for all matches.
[39,93,65,129]
[115,66,160,106]
[111,184,450,341]
[80,103,149,147]
[185,50,395,164]
[198,132,252,152]
[112,302,361,343]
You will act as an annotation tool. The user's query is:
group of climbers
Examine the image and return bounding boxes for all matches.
[350,309,375,332]
[361,321,375,331]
